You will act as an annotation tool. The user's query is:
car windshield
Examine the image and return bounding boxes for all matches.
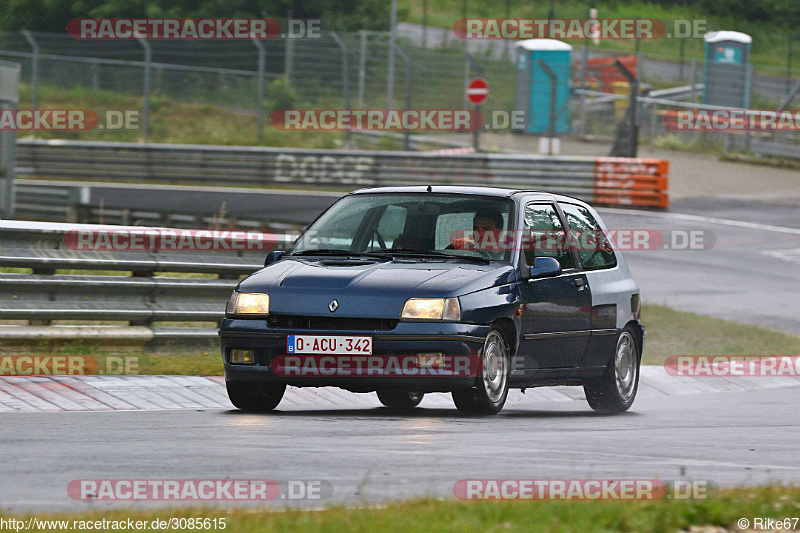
[291,193,515,262]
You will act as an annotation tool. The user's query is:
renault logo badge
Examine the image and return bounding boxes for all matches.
[328,299,339,312]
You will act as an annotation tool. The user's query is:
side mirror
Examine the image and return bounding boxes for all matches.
[265,250,285,266]
[529,257,562,279]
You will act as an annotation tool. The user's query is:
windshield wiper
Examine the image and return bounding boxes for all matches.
[365,248,491,263]
[289,249,389,260]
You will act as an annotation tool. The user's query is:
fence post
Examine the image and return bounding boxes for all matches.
[689,58,697,103]
[136,36,152,139]
[393,45,412,150]
[358,30,367,107]
[578,44,589,137]
[284,21,294,80]
[21,31,38,110]
[387,0,398,108]
[330,32,351,142]
[90,59,100,92]
[463,55,470,108]
[0,61,19,219]
[251,36,266,143]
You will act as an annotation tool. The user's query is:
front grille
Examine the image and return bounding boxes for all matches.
[267,315,398,331]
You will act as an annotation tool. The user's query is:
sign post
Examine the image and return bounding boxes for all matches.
[466,77,488,151]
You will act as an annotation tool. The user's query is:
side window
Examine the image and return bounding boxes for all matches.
[371,205,408,250]
[560,204,617,271]
[523,204,574,270]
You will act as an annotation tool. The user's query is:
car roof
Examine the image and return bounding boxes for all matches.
[349,185,589,206]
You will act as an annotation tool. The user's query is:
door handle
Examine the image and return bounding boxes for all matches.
[574,278,585,288]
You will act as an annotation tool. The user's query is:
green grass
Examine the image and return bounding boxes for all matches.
[642,304,800,365]
[16,83,342,148]
[402,0,795,72]
[3,304,799,375]
[5,485,800,532]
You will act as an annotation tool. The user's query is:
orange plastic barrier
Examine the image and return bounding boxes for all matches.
[593,157,669,208]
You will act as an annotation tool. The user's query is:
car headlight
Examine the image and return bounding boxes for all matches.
[400,298,461,321]
[226,292,269,315]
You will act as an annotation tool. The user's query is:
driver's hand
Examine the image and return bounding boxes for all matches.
[451,236,476,250]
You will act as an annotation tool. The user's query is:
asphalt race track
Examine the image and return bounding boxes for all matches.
[1,199,799,511]
[1,380,799,511]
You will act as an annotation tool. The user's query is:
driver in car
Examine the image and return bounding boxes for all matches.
[449,209,504,254]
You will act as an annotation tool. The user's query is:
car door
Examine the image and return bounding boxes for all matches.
[517,202,591,370]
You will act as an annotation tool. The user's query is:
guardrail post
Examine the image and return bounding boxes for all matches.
[136,36,152,140]
[251,36,266,143]
[21,31,38,111]
[330,32,351,143]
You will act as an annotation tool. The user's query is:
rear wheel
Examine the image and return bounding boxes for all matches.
[452,329,510,415]
[376,390,424,410]
[584,328,640,413]
[226,381,286,412]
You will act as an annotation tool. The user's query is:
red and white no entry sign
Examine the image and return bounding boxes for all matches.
[466,78,488,105]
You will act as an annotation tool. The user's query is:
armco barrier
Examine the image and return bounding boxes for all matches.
[0,220,294,345]
[15,140,668,210]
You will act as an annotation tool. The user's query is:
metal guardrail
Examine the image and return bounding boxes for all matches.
[751,136,800,159]
[0,220,294,344]
[15,139,669,208]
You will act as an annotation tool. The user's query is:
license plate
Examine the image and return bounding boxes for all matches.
[287,335,372,355]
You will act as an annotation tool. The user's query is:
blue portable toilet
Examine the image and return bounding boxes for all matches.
[703,31,751,108]
[513,39,572,134]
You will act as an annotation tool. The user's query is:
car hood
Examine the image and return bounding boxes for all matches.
[236,258,515,318]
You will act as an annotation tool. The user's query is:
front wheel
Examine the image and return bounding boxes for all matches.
[376,390,424,410]
[452,329,510,415]
[226,381,286,412]
[584,328,640,413]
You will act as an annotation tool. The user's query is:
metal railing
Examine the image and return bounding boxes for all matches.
[0,220,295,344]
[15,139,669,209]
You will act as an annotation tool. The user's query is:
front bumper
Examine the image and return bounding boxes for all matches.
[219,318,490,392]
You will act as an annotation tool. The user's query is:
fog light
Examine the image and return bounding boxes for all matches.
[417,353,445,368]
[230,349,255,365]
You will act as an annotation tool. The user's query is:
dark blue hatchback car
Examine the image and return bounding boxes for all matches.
[220,186,644,414]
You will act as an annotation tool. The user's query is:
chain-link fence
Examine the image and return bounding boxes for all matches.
[1,28,800,158]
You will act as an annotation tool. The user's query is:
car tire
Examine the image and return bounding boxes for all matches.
[226,381,286,412]
[452,328,510,415]
[376,390,424,410]
[584,327,640,413]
